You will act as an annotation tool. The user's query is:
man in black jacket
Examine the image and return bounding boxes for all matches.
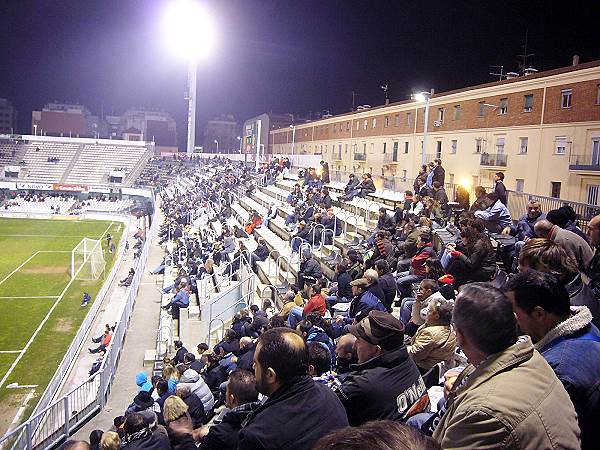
[250,238,269,272]
[198,370,259,450]
[374,260,397,312]
[298,249,323,290]
[493,171,508,205]
[238,328,348,450]
[334,311,427,426]
[236,337,256,372]
[173,340,188,365]
[432,158,445,186]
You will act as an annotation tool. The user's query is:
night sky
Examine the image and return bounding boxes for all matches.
[1,0,599,148]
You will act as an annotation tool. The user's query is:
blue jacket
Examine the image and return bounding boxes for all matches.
[536,306,600,450]
[348,291,387,323]
[474,199,512,231]
[514,212,546,240]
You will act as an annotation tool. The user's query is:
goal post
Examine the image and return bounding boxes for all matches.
[71,237,106,280]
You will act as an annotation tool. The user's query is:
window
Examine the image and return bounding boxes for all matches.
[453,105,461,120]
[394,114,400,127]
[478,101,486,117]
[393,141,399,152]
[402,169,407,180]
[407,112,412,125]
[448,173,454,186]
[551,182,562,199]
[346,122,350,131]
[363,143,367,152]
[356,121,359,130]
[561,89,572,108]
[383,142,387,154]
[519,137,528,154]
[496,137,505,154]
[592,138,600,165]
[372,118,377,128]
[436,141,442,158]
[475,138,483,153]
[332,124,336,133]
[524,94,534,112]
[384,116,389,128]
[499,98,508,115]
[516,179,525,193]
[450,139,457,154]
[587,184,600,205]
[555,136,567,154]
[345,143,348,153]
[404,142,409,154]
[437,108,445,123]
[597,85,600,105]
[363,120,368,130]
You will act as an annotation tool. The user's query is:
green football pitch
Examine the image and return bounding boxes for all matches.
[0,217,122,427]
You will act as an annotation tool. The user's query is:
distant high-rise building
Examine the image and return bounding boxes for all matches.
[119,108,177,146]
[203,114,239,154]
[242,113,296,156]
[0,98,17,134]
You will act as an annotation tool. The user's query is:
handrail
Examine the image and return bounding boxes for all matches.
[311,223,326,250]
[353,197,369,219]
[367,201,381,226]
[344,214,359,241]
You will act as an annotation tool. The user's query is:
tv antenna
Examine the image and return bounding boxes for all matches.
[351,91,359,111]
[517,29,535,76]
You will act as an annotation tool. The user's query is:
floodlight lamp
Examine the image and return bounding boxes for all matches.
[164,0,216,60]
[460,178,472,189]
[413,92,427,103]
[214,139,218,143]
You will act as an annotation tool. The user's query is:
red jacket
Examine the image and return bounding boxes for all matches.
[303,294,327,316]
[411,243,436,277]
[102,333,112,347]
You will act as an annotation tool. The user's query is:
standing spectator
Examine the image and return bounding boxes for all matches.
[173,340,188,365]
[493,171,507,205]
[432,283,580,449]
[335,311,427,425]
[320,160,330,184]
[432,158,445,186]
[238,328,349,450]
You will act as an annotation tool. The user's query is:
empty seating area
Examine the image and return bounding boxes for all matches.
[65,144,150,185]
[20,141,79,182]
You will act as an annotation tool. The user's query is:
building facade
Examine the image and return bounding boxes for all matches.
[242,113,295,159]
[270,60,600,204]
[203,114,239,154]
[31,102,90,137]
[0,98,17,134]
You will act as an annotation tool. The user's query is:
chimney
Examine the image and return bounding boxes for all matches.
[572,54,580,66]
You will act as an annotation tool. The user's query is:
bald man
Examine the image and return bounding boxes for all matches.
[335,333,357,375]
[534,218,593,274]
[238,328,348,450]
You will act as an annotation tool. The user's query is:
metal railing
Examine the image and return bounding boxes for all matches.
[353,153,366,161]
[383,152,399,163]
[0,200,157,450]
[569,153,600,170]
[480,153,508,167]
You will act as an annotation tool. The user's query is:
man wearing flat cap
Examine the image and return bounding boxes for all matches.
[333,310,428,426]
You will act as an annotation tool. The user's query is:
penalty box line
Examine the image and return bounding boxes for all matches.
[0,222,114,390]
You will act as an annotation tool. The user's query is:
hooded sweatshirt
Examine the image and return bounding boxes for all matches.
[135,371,153,392]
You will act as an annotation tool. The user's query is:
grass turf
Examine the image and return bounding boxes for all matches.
[0,217,122,430]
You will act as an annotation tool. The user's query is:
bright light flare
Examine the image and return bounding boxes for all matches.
[413,93,426,103]
[164,0,216,60]
[460,178,472,189]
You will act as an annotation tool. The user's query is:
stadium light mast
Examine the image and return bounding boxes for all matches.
[412,90,433,167]
[164,0,216,155]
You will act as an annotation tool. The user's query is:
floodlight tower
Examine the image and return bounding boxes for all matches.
[164,0,216,156]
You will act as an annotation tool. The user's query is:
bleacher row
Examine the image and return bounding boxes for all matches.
[0,140,152,185]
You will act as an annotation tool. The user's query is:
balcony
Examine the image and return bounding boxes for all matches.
[383,152,399,164]
[353,152,367,162]
[569,154,600,172]
[480,152,508,167]
[333,152,343,161]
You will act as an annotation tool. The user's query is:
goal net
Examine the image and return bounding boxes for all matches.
[71,237,105,280]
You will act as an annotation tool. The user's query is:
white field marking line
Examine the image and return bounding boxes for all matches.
[0,350,23,354]
[0,251,40,287]
[0,234,106,238]
[6,389,36,433]
[0,222,114,390]
[0,296,59,299]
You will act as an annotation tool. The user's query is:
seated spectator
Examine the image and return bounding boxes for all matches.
[469,186,487,212]
[238,328,348,449]
[325,262,353,311]
[235,336,255,372]
[506,270,600,449]
[213,330,240,356]
[341,173,376,201]
[135,371,153,392]
[534,218,593,275]
[432,283,580,449]
[407,298,456,373]
[347,250,364,280]
[374,260,396,312]
[518,238,599,326]
[161,364,179,394]
[298,313,336,361]
[198,370,260,449]
[278,290,304,320]
[399,279,447,335]
[454,185,470,211]
[89,350,105,376]
[99,432,121,450]
[405,194,424,220]
[343,173,359,198]
[308,342,340,390]
[297,249,323,290]
[173,340,188,366]
[263,204,277,228]
[334,333,357,376]
[366,232,395,269]
[335,311,427,426]
[243,304,269,337]
[547,206,591,245]
[162,396,199,449]
[321,187,333,209]
[321,209,342,244]
[291,221,311,252]
[153,378,171,425]
[284,207,301,232]
[91,323,112,343]
[423,198,444,225]
[445,225,496,286]
[178,368,215,413]
[363,268,386,304]
[396,232,436,300]
[176,383,205,428]
[244,210,263,235]
[89,330,112,354]
[288,284,327,328]
[124,391,158,428]
[161,285,190,318]
[334,278,387,334]
[315,420,441,450]
[249,238,269,271]
[203,351,232,392]
[473,192,512,233]
[183,352,204,374]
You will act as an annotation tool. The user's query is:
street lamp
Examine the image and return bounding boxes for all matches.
[290,125,296,158]
[163,0,216,156]
[33,124,38,136]
[413,91,432,166]
[214,139,219,154]
[237,136,242,154]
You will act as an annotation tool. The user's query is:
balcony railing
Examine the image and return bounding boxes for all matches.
[353,152,367,161]
[569,154,600,171]
[332,152,343,161]
[480,152,508,167]
[383,152,399,163]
